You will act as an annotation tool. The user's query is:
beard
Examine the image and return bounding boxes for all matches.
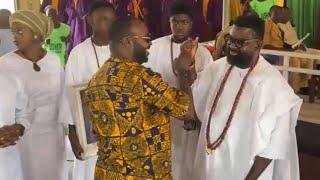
[133,42,148,64]
[226,49,254,69]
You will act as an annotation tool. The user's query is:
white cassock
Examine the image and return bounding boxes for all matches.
[192,57,302,180]
[0,52,66,180]
[0,70,30,180]
[144,35,213,180]
[58,38,111,180]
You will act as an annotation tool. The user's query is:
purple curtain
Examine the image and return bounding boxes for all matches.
[159,0,173,37]
[141,0,166,39]
[58,0,223,51]
[207,0,223,40]
[58,0,93,52]
[189,0,211,41]
[109,0,131,18]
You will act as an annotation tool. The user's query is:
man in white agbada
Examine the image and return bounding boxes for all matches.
[144,1,212,179]
[0,71,30,180]
[58,2,116,180]
[191,15,301,180]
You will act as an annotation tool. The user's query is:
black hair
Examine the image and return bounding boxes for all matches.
[233,15,265,40]
[170,1,193,19]
[269,5,281,14]
[88,1,114,15]
[108,16,140,47]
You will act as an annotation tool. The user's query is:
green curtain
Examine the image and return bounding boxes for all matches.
[287,0,319,48]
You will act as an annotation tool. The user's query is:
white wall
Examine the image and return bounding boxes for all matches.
[0,0,16,12]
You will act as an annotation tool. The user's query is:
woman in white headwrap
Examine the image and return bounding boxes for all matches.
[0,10,66,180]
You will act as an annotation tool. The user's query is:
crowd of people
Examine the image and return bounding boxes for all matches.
[0,0,315,180]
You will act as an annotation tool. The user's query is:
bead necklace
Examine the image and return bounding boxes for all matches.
[206,58,258,154]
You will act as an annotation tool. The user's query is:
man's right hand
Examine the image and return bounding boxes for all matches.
[181,37,199,59]
[0,131,19,148]
[174,37,199,72]
[68,125,84,160]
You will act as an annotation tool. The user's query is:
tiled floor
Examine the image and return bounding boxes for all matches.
[65,97,320,180]
[66,154,320,180]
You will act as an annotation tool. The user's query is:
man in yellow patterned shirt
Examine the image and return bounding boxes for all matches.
[84,17,197,180]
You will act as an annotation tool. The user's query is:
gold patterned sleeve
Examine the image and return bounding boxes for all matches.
[141,68,190,118]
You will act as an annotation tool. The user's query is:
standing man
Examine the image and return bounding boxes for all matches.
[0,9,16,56]
[84,16,195,180]
[144,1,212,179]
[58,1,116,180]
[44,5,71,67]
[191,15,301,180]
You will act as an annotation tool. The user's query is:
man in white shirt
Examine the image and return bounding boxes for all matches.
[58,1,116,180]
[144,1,212,179]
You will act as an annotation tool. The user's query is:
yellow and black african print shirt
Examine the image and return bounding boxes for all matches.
[84,57,190,180]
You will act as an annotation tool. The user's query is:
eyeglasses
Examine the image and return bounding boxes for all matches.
[225,34,260,48]
[130,36,152,43]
